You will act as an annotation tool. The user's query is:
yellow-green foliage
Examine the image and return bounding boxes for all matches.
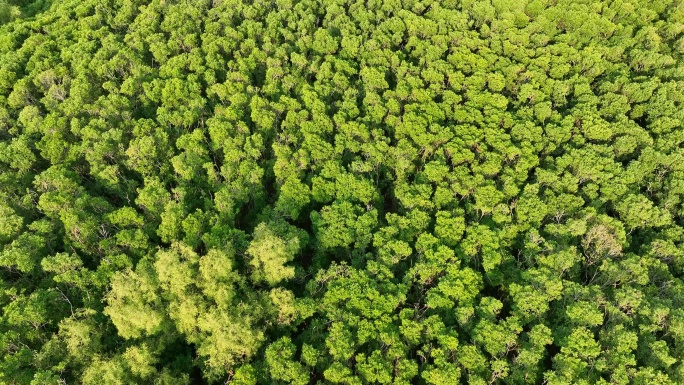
[1,0,684,383]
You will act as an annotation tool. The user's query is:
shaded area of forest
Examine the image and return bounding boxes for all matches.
[0,0,51,24]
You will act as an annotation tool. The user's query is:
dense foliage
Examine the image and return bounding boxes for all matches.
[1,0,684,383]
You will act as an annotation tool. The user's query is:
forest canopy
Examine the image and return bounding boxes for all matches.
[2,0,684,384]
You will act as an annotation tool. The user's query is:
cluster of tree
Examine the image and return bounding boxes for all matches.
[0,0,49,25]
[1,0,684,383]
